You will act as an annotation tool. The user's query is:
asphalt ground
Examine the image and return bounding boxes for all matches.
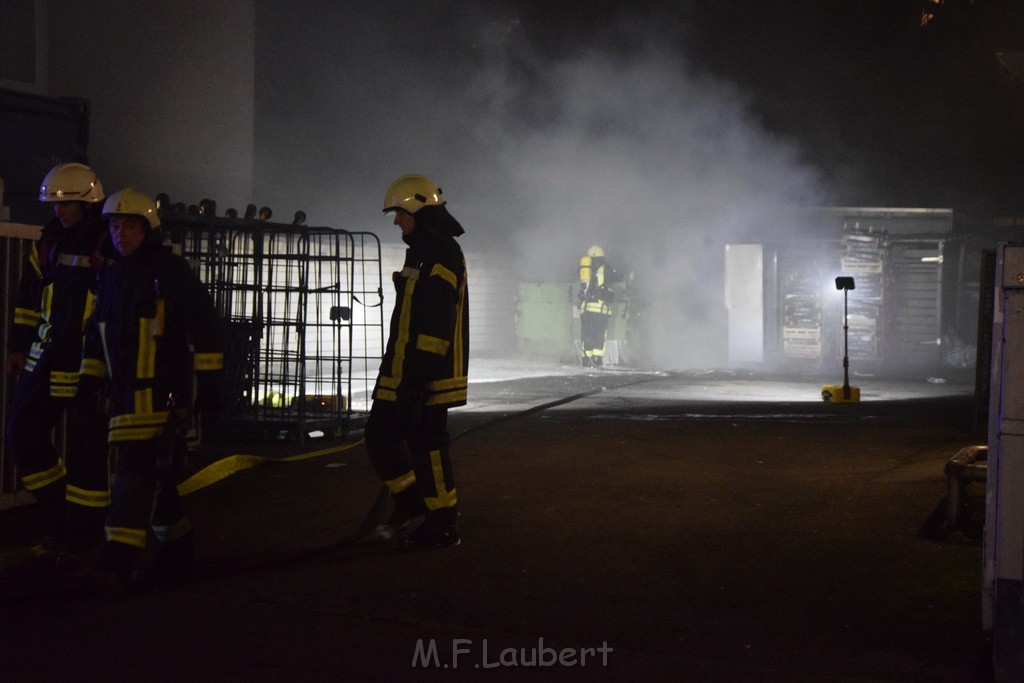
[0,363,993,681]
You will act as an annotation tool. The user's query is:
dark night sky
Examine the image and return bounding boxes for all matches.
[508,0,1024,221]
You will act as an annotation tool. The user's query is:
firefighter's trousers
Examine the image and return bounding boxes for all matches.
[105,440,190,551]
[365,399,458,512]
[580,310,611,365]
[4,363,110,551]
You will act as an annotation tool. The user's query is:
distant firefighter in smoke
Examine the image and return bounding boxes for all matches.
[577,244,620,367]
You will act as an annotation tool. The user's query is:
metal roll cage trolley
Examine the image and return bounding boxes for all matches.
[159,197,385,442]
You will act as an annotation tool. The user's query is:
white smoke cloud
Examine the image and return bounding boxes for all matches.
[443,17,831,367]
[255,4,835,368]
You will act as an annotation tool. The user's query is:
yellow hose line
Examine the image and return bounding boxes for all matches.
[176,439,365,497]
[0,544,48,570]
[0,440,366,571]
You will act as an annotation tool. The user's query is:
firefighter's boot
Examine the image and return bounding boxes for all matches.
[131,532,195,589]
[400,506,460,550]
[31,482,67,553]
[375,488,427,541]
[84,541,140,595]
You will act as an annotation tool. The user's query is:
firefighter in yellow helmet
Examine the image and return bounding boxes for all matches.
[4,162,113,570]
[78,187,225,588]
[367,173,468,549]
[578,244,617,367]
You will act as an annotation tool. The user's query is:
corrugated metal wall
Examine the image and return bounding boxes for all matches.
[887,238,945,368]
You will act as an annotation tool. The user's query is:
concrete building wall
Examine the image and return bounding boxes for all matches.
[46,0,256,211]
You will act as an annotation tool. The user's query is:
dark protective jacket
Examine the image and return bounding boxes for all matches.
[80,238,224,442]
[373,217,469,408]
[9,205,111,397]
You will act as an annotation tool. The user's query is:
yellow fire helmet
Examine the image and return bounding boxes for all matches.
[383,174,444,214]
[38,162,105,203]
[587,245,605,258]
[102,187,161,230]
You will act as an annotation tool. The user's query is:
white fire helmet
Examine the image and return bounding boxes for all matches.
[39,163,105,203]
[102,187,161,230]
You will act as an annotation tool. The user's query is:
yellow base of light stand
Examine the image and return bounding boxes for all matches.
[821,384,860,403]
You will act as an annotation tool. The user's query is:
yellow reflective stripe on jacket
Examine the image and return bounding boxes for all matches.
[416,334,449,355]
[105,526,148,548]
[425,389,468,406]
[583,301,610,314]
[109,426,164,442]
[430,263,458,289]
[136,318,156,379]
[389,275,416,384]
[428,376,468,392]
[28,244,42,277]
[21,459,67,490]
[82,289,96,334]
[51,370,79,397]
[375,388,397,401]
[194,352,224,371]
[39,284,53,329]
[51,370,79,384]
[111,411,170,429]
[66,485,111,508]
[109,410,169,442]
[80,357,107,379]
[135,389,155,414]
[426,373,467,406]
[13,308,40,326]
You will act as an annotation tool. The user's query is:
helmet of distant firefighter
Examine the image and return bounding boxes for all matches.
[383,174,444,214]
[39,163,105,203]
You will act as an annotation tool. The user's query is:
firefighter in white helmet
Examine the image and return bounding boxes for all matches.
[4,162,113,570]
[78,187,225,588]
[367,173,468,549]
[578,244,618,367]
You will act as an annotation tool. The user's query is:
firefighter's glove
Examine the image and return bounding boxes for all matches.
[194,376,224,426]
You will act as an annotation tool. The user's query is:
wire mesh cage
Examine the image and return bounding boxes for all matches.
[162,213,384,441]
